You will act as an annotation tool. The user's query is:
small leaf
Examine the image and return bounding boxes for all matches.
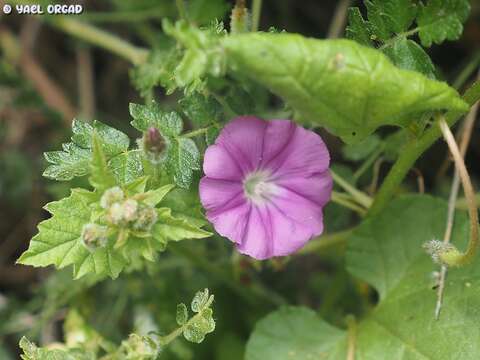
[129,101,183,136]
[345,7,372,46]
[176,303,189,325]
[89,133,116,192]
[166,137,201,189]
[151,208,211,245]
[180,92,222,126]
[191,288,210,313]
[140,184,175,207]
[417,0,471,47]
[43,119,129,181]
[382,37,436,79]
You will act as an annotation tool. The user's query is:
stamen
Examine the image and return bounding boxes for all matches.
[243,170,278,205]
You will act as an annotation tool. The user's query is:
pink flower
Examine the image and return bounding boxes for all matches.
[199,117,332,260]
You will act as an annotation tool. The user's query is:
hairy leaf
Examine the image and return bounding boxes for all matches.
[246,196,480,359]
[89,134,116,192]
[43,119,130,181]
[130,102,183,136]
[222,33,468,143]
[417,0,471,47]
[17,189,126,279]
[346,7,372,46]
[165,137,200,189]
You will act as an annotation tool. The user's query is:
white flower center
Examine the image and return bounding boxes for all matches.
[243,170,278,205]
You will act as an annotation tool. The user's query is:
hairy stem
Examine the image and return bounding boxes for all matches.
[183,126,212,138]
[436,116,478,267]
[327,0,351,39]
[331,192,367,216]
[368,81,480,217]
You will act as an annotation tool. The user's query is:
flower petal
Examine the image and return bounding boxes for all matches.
[263,120,330,178]
[203,145,243,181]
[207,201,251,245]
[216,116,267,173]
[199,177,244,213]
[275,172,333,207]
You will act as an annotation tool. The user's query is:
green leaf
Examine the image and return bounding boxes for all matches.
[166,137,200,189]
[176,303,189,326]
[180,92,222,126]
[17,189,126,279]
[89,133,116,192]
[417,0,471,47]
[245,307,345,360]
[19,337,84,360]
[131,45,180,97]
[183,307,215,344]
[366,0,417,38]
[246,196,480,359]
[345,8,372,46]
[130,101,183,136]
[191,288,211,313]
[342,134,382,161]
[43,119,130,181]
[382,37,436,79]
[151,208,211,244]
[187,0,230,25]
[108,150,144,185]
[140,184,175,207]
[221,33,468,143]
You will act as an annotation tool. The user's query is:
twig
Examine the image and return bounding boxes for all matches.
[327,0,351,39]
[346,315,357,360]
[435,71,480,319]
[435,116,478,267]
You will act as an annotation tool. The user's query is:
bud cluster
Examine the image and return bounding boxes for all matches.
[101,186,158,231]
[81,223,108,250]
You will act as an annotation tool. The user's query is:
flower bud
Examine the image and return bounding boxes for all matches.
[134,206,158,231]
[81,223,108,250]
[100,186,124,209]
[423,239,460,266]
[141,127,166,164]
[107,202,124,225]
[230,0,250,34]
[122,199,139,222]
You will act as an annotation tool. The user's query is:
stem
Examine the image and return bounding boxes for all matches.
[159,296,214,346]
[346,315,357,360]
[368,80,480,217]
[331,192,367,216]
[378,28,420,50]
[331,170,373,209]
[353,146,384,182]
[183,126,212,138]
[251,0,263,32]
[51,17,148,65]
[436,117,478,266]
[327,0,351,39]
[435,70,480,319]
[175,0,188,21]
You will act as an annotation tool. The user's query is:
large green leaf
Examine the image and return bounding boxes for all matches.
[222,33,468,143]
[246,196,480,359]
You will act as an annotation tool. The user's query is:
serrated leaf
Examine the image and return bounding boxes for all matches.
[17,189,126,279]
[43,119,129,181]
[246,196,480,359]
[176,303,189,326]
[366,0,417,38]
[383,37,436,78]
[191,288,210,313]
[131,45,180,97]
[151,207,211,244]
[89,134,116,192]
[180,92,222,126]
[140,184,175,207]
[166,137,200,189]
[221,33,468,143]
[129,101,183,136]
[19,337,81,360]
[417,0,470,47]
[183,307,215,344]
[345,8,372,46]
[108,150,144,185]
